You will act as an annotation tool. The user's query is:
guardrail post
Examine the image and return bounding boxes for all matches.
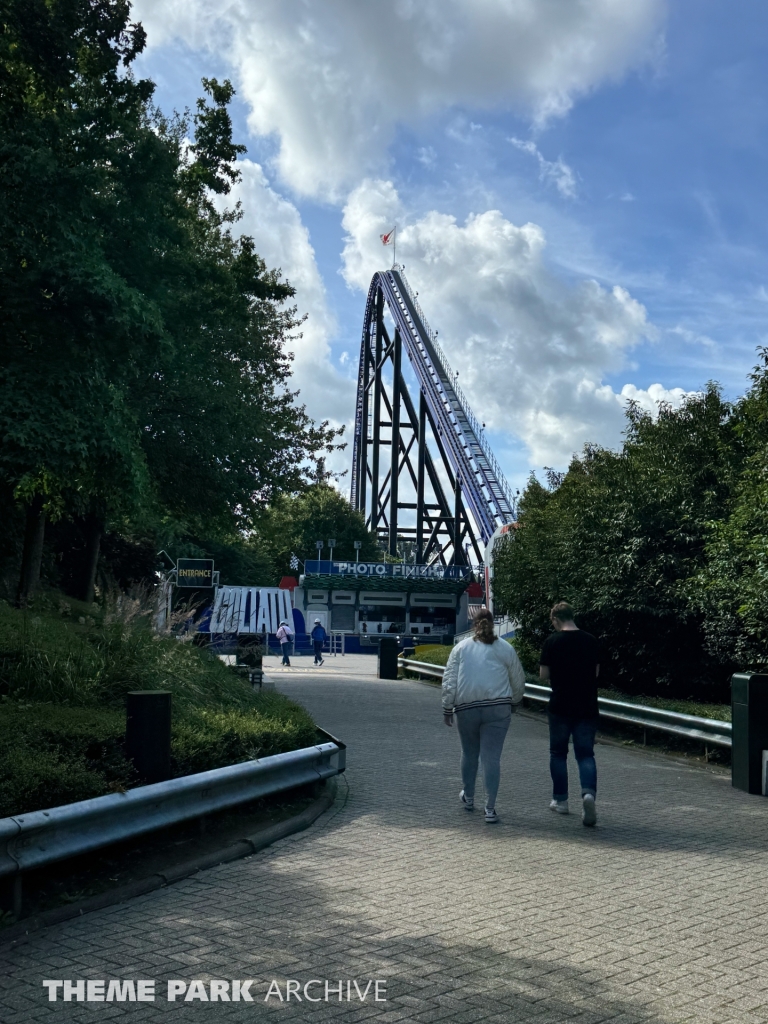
[126,691,172,784]
[378,637,399,679]
[731,673,768,795]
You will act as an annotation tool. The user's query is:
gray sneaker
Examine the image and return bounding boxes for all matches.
[460,790,474,810]
[484,807,499,824]
[549,799,569,814]
[582,793,597,827]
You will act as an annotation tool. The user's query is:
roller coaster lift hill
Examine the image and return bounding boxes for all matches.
[350,266,517,608]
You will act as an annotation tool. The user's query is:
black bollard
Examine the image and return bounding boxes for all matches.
[378,637,399,680]
[126,691,172,784]
[731,673,768,795]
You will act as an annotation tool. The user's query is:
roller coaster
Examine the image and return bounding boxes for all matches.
[351,266,517,568]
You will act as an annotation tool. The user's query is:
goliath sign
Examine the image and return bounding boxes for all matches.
[305,560,471,581]
[176,559,215,588]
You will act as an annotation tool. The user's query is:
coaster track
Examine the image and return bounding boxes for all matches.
[351,265,516,565]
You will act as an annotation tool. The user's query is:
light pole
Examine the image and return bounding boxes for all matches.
[353,540,362,562]
[328,538,337,563]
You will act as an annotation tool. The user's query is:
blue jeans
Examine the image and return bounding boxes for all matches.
[548,713,597,800]
[455,705,512,810]
[313,640,324,664]
[281,641,291,666]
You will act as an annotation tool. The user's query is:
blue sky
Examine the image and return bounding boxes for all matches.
[132,0,768,492]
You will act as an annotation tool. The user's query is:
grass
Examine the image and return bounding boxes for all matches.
[597,689,730,722]
[0,597,259,709]
[410,645,450,666]
[0,596,317,817]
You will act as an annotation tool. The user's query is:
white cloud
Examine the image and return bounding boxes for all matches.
[341,179,689,466]
[134,0,665,199]
[669,325,717,351]
[509,137,577,198]
[619,382,690,411]
[217,161,354,430]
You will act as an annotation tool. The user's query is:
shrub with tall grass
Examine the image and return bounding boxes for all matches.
[0,598,261,709]
[0,597,319,816]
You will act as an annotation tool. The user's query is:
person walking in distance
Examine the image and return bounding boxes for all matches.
[310,618,327,666]
[442,609,526,823]
[540,602,601,826]
[276,619,294,667]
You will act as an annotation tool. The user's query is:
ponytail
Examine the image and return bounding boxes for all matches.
[472,608,496,645]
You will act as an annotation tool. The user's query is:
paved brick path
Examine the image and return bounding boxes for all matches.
[2,655,768,1023]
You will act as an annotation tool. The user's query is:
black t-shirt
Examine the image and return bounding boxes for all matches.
[540,629,600,719]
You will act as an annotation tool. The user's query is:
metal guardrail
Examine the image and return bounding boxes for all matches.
[399,658,445,680]
[0,740,345,879]
[398,658,732,749]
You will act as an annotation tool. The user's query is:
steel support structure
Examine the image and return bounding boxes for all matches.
[351,267,516,564]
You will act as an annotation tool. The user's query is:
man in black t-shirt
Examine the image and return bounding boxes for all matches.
[539,601,600,826]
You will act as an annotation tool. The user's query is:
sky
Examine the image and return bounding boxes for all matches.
[131,0,768,494]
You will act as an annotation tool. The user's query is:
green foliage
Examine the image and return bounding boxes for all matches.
[0,692,318,817]
[494,386,741,699]
[411,645,450,666]
[597,690,730,722]
[693,350,768,671]
[0,600,259,708]
[0,600,318,815]
[507,635,540,674]
[0,0,341,599]
[253,484,381,580]
[171,699,317,777]
[0,704,135,817]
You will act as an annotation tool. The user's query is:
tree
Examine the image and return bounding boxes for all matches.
[253,485,381,581]
[0,1,341,603]
[494,387,739,698]
[0,0,158,602]
[694,352,768,670]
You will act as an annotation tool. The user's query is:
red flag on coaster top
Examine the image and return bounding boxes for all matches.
[380,227,395,245]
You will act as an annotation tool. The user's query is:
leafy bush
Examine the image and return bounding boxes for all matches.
[507,636,540,674]
[0,704,135,816]
[598,689,730,722]
[0,601,262,709]
[412,645,450,666]
[493,387,739,700]
[171,697,317,776]
[0,602,319,816]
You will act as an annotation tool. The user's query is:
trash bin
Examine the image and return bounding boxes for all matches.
[731,673,768,795]
[378,637,399,679]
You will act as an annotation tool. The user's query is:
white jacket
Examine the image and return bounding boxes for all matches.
[441,637,526,714]
[276,624,293,643]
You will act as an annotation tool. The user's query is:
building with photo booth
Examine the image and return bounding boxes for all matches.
[196,561,484,655]
[292,560,483,651]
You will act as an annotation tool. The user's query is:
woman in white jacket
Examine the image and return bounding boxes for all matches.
[442,609,526,822]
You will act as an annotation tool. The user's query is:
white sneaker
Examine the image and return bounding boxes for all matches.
[549,799,569,814]
[484,807,499,823]
[582,793,597,827]
[460,790,474,810]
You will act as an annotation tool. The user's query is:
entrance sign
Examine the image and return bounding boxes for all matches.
[305,560,472,581]
[176,558,214,588]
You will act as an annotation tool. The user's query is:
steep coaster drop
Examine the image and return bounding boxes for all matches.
[350,266,517,574]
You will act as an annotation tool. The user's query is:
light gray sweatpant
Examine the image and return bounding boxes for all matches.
[455,704,512,810]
